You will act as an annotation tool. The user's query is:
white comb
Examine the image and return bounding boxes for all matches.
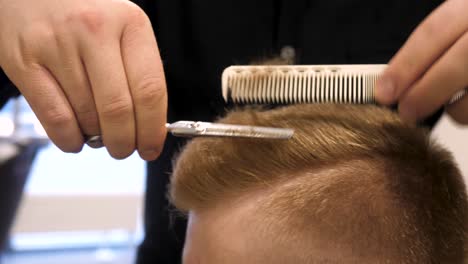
[222,65,467,105]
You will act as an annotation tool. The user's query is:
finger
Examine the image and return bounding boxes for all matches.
[38,32,100,137]
[446,93,468,124]
[376,0,468,105]
[121,8,167,161]
[397,32,468,122]
[81,39,136,159]
[11,64,84,152]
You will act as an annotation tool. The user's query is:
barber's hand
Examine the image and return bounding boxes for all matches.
[376,0,468,124]
[0,0,167,160]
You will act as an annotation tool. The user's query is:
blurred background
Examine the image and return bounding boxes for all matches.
[0,97,145,264]
[0,97,467,264]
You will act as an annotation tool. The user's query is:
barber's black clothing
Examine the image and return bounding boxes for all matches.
[0,1,444,263]
[0,72,19,109]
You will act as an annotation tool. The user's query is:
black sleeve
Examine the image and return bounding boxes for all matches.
[0,69,20,109]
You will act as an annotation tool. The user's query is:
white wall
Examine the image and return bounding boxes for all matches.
[432,114,468,189]
[10,145,145,250]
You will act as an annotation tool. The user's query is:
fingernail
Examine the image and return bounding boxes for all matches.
[140,150,160,161]
[376,76,396,104]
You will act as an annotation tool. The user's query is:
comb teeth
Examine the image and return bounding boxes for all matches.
[222,65,386,104]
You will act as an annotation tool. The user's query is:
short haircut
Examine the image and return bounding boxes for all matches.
[170,104,468,263]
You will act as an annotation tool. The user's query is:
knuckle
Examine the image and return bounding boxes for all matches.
[67,8,106,35]
[43,107,75,128]
[134,76,167,107]
[124,3,150,27]
[100,96,133,119]
[40,27,59,44]
[20,24,58,57]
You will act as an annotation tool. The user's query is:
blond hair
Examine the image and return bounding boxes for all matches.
[170,104,468,263]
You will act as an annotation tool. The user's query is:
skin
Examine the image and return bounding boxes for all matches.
[376,0,468,124]
[181,187,298,264]
[183,208,254,264]
[182,198,385,264]
[0,0,167,160]
[181,196,297,264]
[0,0,465,160]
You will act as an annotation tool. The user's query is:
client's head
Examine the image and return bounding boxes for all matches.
[170,104,468,264]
